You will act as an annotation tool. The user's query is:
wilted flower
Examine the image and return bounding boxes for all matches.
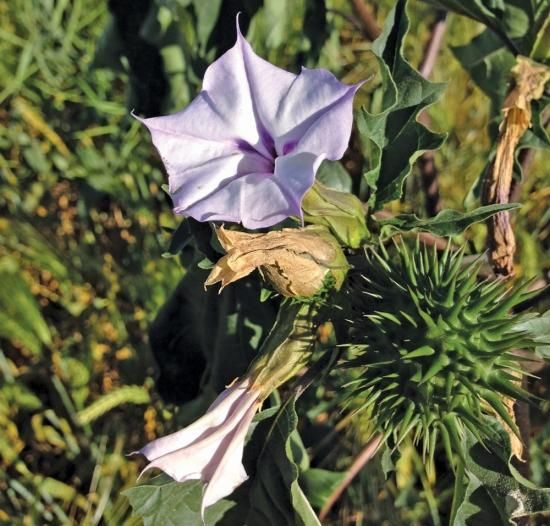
[137,378,260,514]
[205,225,349,297]
[137,19,362,229]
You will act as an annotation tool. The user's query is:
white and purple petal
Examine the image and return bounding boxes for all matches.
[138,16,362,229]
[137,378,260,514]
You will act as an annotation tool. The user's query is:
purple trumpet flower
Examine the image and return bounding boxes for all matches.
[137,18,362,229]
[137,378,260,514]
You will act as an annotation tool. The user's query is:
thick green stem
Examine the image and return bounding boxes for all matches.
[247,301,319,396]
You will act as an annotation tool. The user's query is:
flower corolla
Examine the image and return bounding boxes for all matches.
[138,378,260,513]
[138,19,361,229]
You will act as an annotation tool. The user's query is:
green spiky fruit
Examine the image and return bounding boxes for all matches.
[345,240,540,462]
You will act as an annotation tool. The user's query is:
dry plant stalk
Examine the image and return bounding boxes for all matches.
[205,226,347,297]
[483,57,550,276]
[349,0,381,41]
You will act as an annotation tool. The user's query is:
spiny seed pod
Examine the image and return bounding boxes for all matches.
[345,239,540,463]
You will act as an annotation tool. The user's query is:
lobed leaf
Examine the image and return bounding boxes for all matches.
[358,0,446,209]
[377,203,520,236]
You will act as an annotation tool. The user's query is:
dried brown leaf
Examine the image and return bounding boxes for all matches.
[483,57,550,276]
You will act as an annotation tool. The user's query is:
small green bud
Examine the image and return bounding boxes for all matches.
[302,181,369,248]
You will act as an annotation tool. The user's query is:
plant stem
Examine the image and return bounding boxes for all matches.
[318,433,384,521]
[418,11,447,217]
[349,0,381,41]
[419,11,447,79]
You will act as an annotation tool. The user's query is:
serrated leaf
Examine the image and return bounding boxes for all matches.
[377,203,520,236]
[124,478,234,526]
[247,397,320,526]
[358,0,446,209]
[149,266,276,403]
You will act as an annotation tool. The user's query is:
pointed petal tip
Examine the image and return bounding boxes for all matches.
[235,11,244,41]
[130,109,146,124]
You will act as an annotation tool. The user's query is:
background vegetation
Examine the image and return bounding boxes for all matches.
[0,0,548,524]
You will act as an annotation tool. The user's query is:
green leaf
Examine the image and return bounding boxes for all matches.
[522,96,550,149]
[377,203,520,236]
[192,0,222,51]
[247,397,320,526]
[91,18,125,71]
[423,0,548,56]
[299,468,345,509]
[316,160,352,192]
[380,447,396,478]
[149,266,276,403]
[261,0,298,49]
[162,219,192,257]
[452,29,516,115]
[453,419,550,525]
[124,478,235,526]
[358,0,446,210]
[512,310,550,359]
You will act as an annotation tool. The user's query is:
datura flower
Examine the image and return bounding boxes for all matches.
[137,18,361,229]
[137,378,260,514]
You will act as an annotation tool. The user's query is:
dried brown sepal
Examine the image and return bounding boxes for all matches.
[483,57,550,276]
[503,393,524,461]
[205,226,348,297]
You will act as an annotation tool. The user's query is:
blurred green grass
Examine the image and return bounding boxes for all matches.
[0,1,183,523]
[0,0,548,524]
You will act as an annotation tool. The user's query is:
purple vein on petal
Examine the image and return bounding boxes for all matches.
[235,20,293,161]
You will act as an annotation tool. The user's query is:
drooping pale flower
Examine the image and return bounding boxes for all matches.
[137,377,260,514]
[137,18,362,229]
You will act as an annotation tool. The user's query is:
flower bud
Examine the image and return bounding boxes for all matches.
[301,180,369,248]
